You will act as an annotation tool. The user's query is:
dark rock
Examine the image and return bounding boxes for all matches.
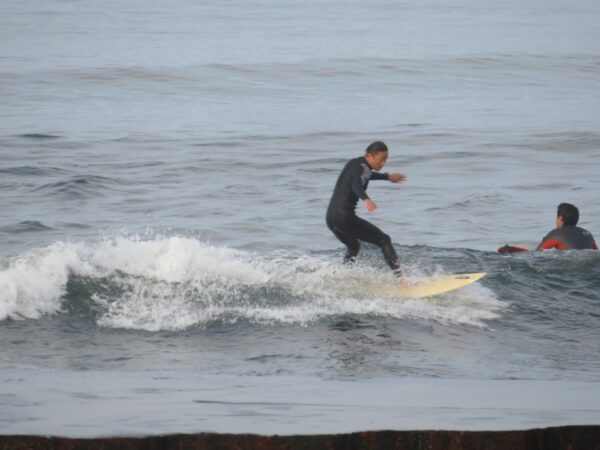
[1,426,599,450]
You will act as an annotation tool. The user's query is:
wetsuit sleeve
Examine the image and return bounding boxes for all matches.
[538,240,567,250]
[370,172,389,181]
[537,230,567,250]
[351,173,369,200]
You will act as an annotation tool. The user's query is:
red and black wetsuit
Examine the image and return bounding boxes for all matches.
[537,226,598,250]
[326,156,400,272]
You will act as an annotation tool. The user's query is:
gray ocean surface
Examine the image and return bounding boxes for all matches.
[2,0,600,437]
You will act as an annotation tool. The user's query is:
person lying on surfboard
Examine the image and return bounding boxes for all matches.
[326,141,406,276]
[498,203,598,253]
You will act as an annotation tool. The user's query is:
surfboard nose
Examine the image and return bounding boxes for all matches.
[377,272,487,298]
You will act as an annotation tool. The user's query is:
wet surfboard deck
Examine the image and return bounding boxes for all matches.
[376,272,487,298]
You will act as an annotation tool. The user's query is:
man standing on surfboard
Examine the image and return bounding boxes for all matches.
[326,141,406,276]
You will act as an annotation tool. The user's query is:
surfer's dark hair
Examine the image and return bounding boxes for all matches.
[365,141,388,154]
[557,203,579,226]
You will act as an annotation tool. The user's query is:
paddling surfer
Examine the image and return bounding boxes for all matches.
[326,141,406,276]
[537,203,598,250]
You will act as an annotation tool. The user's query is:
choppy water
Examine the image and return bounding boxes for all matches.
[2,0,600,437]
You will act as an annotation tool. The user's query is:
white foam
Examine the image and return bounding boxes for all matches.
[0,241,90,320]
[0,235,507,330]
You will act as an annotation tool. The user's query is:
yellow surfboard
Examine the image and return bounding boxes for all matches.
[376,272,487,298]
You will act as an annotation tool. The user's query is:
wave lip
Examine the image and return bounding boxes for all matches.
[0,241,85,321]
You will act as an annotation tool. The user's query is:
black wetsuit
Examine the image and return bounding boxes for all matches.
[326,156,399,272]
[537,226,598,250]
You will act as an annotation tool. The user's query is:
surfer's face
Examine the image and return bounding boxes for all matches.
[366,151,388,171]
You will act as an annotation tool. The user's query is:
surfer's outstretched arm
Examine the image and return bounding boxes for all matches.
[388,173,406,183]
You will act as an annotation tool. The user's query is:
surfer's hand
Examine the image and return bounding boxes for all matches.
[389,173,406,183]
[364,198,377,213]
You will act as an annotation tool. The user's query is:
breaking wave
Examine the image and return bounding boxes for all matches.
[0,235,504,331]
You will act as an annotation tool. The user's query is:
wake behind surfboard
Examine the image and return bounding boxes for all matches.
[375,272,487,299]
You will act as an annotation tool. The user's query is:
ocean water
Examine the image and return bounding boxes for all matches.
[2,0,600,437]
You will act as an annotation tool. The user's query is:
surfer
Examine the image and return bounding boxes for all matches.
[326,141,406,276]
[537,203,598,250]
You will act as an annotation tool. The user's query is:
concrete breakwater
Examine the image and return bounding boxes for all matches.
[1,426,599,450]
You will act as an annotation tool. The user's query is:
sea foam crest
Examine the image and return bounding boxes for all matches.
[0,235,505,330]
[0,241,91,320]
